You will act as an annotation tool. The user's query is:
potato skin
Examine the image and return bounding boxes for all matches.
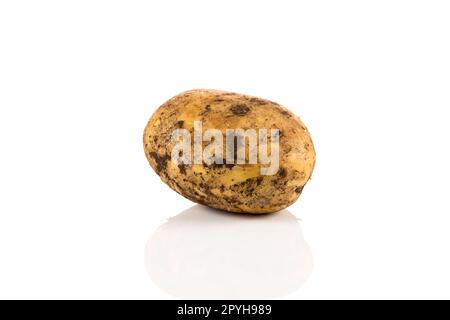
[143,89,315,214]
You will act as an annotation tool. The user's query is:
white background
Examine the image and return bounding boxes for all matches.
[1,0,450,299]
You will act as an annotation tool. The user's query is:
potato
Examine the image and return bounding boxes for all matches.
[143,89,315,214]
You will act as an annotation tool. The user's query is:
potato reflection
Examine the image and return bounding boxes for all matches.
[145,205,313,299]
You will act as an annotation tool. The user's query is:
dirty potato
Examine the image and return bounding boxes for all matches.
[143,89,315,214]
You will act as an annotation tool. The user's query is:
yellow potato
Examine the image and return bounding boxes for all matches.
[143,89,315,213]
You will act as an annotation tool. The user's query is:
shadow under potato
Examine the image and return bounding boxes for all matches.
[145,205,313,299]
